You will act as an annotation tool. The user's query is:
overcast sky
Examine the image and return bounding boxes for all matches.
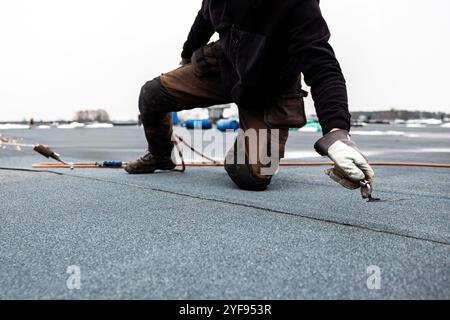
[1,0,449,121]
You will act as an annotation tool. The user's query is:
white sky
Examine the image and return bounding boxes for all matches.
[1,0,449,121]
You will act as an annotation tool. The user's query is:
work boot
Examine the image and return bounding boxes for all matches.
[125,151,176,174]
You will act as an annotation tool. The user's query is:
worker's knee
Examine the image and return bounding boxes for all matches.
[139,77,179,122]
[224,161,272,191]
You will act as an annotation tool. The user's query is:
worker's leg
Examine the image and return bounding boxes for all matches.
[138,77,178,158]
[138,63,230,158]
[224,108,289,191]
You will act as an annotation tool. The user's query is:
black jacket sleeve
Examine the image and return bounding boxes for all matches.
[181,2,215,60]
[282,0,351,134]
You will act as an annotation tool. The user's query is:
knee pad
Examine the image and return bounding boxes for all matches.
[139,77,179,125]
[224,160,272,192]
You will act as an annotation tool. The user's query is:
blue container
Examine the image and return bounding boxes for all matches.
[185,119,212,130]
[216,119,240,132]
[172,112,179,126]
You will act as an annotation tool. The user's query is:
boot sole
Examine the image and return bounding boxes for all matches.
[124,163,176,174]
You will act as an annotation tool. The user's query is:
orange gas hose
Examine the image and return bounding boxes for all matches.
[32,162,450,169]
[182,162,450,168]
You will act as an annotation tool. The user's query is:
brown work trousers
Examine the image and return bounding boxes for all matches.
[160,62,289,181]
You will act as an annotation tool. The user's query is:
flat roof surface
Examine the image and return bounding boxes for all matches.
[0,125,449,299]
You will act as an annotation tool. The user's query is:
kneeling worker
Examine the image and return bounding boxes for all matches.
[126,0,375,192]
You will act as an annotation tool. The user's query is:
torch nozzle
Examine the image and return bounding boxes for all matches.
[33,144,66,164]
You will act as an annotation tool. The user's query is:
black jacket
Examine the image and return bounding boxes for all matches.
[181,0,350,134]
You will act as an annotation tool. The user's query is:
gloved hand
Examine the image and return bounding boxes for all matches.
[314,129,375,198]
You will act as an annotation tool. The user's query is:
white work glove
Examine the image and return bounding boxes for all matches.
[314,130,375,198]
